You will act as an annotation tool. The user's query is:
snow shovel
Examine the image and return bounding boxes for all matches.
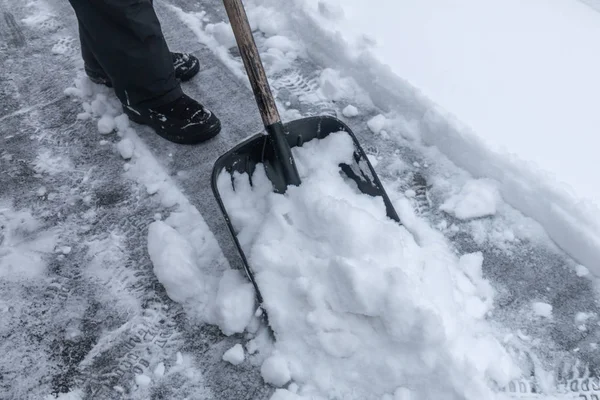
[212,0,401,304]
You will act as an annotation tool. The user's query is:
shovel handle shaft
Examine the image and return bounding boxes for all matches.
[223,0,281,127]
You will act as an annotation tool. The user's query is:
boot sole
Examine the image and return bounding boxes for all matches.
[124,107,221,145]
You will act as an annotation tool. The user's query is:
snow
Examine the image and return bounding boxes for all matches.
[205,21,237,49]
[97,114,116,134]
[44,390,83,400]
[134,374,152,387]
[9,0,599,397]
[214,270,256,336]
[270,389,303,400]
[0,205,57,281]
[440,179,501,220]
[295,0,600,204]
[153,362,166,377]
[147,221,209,305]
[532,302,553,318]
[33,149,74,175]
[64,74,256,339]
[116,138,134,160]
[576,265,590,277]
[252,0,600,273]
[222,344,245,365]
[341,104,358,118]
[366,114,386,134]
[218,132,519,399]
[260,353,291,387]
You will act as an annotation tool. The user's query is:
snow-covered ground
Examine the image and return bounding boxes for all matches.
[256,0,600,274]
[1,0,600,399]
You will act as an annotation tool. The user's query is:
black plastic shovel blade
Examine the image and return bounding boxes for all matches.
[211,115,401,302]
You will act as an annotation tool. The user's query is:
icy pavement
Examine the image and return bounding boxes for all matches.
[1,0,599,399]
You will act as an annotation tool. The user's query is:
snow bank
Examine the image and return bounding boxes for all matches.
[246,0,600,274]
[219,132,519,399]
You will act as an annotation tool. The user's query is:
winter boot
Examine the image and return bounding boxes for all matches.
[123,94,221,144]
[86,52,200,88]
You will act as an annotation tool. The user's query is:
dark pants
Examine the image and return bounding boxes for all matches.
[68,0,182,108]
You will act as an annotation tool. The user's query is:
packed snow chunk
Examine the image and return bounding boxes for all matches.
[219,132,516,399]
[264,35,298,53]
[342,104,359,118]
[97,115,116,134]
[367,114,387,134]
[153,362,165,377]
[532,302,553,318]
[205,21,236,48]
[261,353,291,387]
[576,264,590,277]
[134,374,151,387]
[247,6,287,36]
[147,221,205,305]
[215,269,256,336]
[222,343,245,365]
[440,179,501,220]
[117,138,135,160]
[114,114,130,132]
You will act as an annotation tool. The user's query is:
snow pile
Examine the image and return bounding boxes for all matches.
[218,132,519,399]
[244,0,600,275]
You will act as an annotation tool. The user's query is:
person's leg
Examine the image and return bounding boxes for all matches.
[68,0,181,108]
[68,0,220,144]
[78,21,113,87]
[77,9,200,89]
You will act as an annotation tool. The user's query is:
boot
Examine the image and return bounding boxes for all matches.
[123,93,221,144]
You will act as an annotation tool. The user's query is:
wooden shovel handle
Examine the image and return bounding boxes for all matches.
[223,0,281,127]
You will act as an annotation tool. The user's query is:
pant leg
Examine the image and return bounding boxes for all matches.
[68,0,182,108]
[78,21,103,74]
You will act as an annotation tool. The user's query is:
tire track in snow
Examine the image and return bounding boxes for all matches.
[0,0,227,398]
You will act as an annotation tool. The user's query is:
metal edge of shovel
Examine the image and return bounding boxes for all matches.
[211,0,401,307]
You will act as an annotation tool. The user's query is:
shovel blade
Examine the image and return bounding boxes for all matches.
[211,116,400,301]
